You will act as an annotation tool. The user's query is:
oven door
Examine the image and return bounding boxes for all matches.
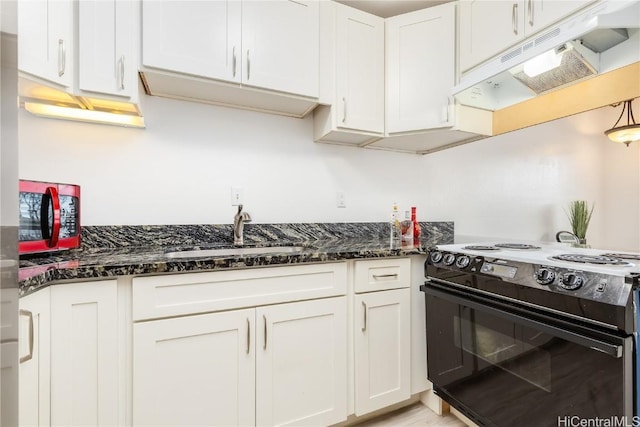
[422,279,633,427]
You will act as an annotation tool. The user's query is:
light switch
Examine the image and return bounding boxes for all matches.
[336,191,346,208]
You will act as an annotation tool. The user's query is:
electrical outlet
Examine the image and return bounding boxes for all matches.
[231,187,244,206]
[336,191,346,208]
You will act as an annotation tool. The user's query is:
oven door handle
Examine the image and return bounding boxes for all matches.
[422,284,624,358]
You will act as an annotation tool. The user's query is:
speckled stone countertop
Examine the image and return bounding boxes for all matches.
[19,222,453,296]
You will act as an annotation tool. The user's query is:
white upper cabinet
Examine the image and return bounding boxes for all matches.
[385,3,456,133]
[335,4,384,133]
[370,2,491,153]
[140,0,319,115]
[142,1,242,83]
[527,0,594,34]
[78,0,137,98]
[459,0,595,72]
[459,0,523,73]
[314,2,384,144]
[242,0,319,97]
[18,0,73,88]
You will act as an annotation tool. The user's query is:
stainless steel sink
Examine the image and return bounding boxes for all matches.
[165,246,308,259]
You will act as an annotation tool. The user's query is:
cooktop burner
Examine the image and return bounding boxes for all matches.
[549,254,631,266]
[463,245,500,251]
[601,253,640,261]
[494,243,541,250]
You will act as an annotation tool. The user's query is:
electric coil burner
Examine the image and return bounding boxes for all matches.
[494,243,541,250]
[603,253,640,261]
[462,245,500,251]
[550,253,631,265]
[421,241,640,427]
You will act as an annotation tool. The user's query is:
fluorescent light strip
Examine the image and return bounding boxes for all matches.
[24,102,145,128]
[522,49,563,78]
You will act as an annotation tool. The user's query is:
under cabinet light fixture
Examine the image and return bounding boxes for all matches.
[23,101,145,128]
[604,99,640,146]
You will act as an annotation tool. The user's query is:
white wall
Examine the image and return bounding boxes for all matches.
[18,94,427,225]
[19,94,640,251]
[422,99,640,251]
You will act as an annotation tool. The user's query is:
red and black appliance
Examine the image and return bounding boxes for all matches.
[19,180,81,255]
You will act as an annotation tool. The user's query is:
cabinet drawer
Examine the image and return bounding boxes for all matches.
[354,258,410,293]
[132,263,347,321]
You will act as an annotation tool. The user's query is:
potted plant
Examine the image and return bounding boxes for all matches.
[566,200,594,245]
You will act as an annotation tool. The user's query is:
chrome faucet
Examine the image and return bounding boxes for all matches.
[233,205,252,245]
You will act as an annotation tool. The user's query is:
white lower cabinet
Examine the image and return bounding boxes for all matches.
[18,280,119,427]
[353,259,411,416]
[132,263,348,427]
[19,258,429,426]
[256,298,347,426]
[133,297,347,427]
[133,308,256,426]
[19,287,51,427]
[354,289,411,415]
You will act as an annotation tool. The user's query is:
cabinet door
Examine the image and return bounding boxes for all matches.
[18,288,51,427]
[386,3,455,134]
[335,5,384,133]
[354,289,411,416]
[18,0,73,87]
[50,280,118,426]
[526,0,594,35]
[256,297,347,426]
[142,0,241,83]
[79,0,135,97]
[242,0,319,97]
[133,309,255,426]
[459,0,525,72]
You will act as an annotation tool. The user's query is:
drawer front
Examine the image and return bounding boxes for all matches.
[354,258,410,293]
[132,263,347,321]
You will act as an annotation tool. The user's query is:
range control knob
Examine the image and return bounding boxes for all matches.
[455,255,471,269]
[430,251,443,264]
[443,253,456,266]
[561,273,585,290]
[535,268,556,285]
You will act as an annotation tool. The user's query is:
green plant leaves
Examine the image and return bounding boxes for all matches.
[566,200,594,239]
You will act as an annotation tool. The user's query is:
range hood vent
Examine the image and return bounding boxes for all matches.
[509,41,599,94]
[454,0,640,111]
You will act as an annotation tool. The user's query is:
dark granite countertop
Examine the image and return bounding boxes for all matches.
[19,222,453,296]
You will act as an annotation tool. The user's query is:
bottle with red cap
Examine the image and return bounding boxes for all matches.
[411,207,421,247]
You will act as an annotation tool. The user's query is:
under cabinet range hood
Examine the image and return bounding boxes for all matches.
[454,0,640,111]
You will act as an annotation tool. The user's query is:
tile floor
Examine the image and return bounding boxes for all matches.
[355,403,470,427]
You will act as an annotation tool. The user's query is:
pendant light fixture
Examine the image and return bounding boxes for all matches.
[604,99,640,146]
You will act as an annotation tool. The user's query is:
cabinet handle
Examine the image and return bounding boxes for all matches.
[263,314,267,350]
[232,46,237,78]
[361,302,367,332]
[512,4,518,36]
[247,49,251,80]
[246,317,250,354]
[372,273,398,280]
[342,97,347,123]
[119,55,125,90]
[58,39,66,77]
[19,309,34,364]
[445,96,452,123]
[527,0,534,26]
